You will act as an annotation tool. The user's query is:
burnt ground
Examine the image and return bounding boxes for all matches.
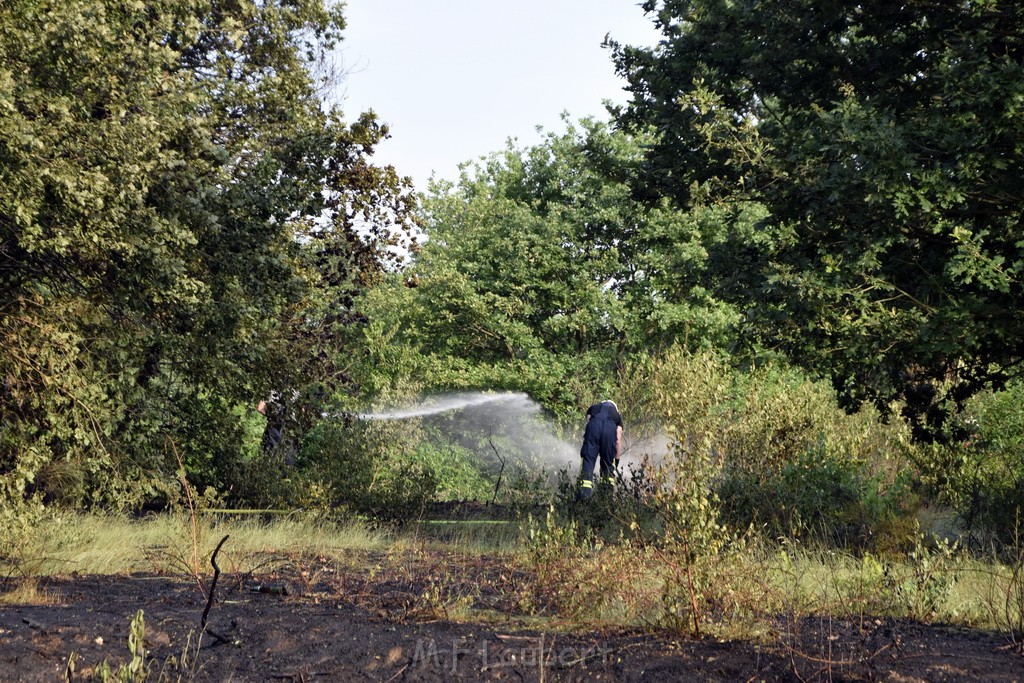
[0,548,1021,682]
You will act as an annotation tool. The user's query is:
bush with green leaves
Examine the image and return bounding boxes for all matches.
[632,347,916,548]
[717,447,915,549]
[404,435,493,502]
[908,381,1024,545]
[295,419,438,521]
[0,494,51,581]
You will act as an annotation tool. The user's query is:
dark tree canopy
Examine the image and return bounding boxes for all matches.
[612,0,1024,438]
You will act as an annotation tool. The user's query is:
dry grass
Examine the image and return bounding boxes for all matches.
[12,513,391,578]
[0,577,62,606]
[5,512,1020,641]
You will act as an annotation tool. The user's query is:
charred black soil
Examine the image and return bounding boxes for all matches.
[1,550,1020,682]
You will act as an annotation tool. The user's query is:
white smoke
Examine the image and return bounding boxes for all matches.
[358,391,671,480]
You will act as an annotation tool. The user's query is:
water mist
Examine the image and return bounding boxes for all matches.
[358,391,669,479]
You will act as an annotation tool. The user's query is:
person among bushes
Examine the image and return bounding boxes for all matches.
[577,399,623,500]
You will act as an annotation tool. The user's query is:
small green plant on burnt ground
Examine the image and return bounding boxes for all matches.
[67,609,147,682]
[66,609,206,683]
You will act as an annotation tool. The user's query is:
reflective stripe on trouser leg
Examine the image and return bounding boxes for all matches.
[576,477,595,501]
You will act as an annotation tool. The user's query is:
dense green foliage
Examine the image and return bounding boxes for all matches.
[1,0,1019,553]
[908,381,1024,545]
[0,0,414,510]
[625,348,915,549]
[611,0,1024,438]
[355,118,765,418]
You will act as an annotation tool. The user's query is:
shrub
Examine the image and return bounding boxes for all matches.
[521,505,661,624]
[297,418,438,521]
[718,445,915,549]
[629,347,916,548]
[223,450,304,510]
[406,437,492,502]
[908,381,1024,545]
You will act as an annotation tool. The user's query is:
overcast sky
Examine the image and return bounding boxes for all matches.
[331,1,660,190]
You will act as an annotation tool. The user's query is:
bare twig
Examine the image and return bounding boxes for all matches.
[384,664,409,683]
[539,632,546,683]
[201,534,230,630]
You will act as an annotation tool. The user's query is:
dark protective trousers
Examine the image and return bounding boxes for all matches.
[578,417,618,498]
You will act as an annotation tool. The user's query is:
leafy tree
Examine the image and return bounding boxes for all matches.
[355,118,753,417]
[612,0,1024,438]
[0,0,414,508]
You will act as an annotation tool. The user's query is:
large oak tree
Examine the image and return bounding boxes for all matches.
[612,0,1024,438]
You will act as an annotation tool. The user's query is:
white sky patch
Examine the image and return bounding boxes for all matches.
[331,0,660,191]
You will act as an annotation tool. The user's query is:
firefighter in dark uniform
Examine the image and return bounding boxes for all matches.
[257,391,296,465]
[577,399,623,500]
